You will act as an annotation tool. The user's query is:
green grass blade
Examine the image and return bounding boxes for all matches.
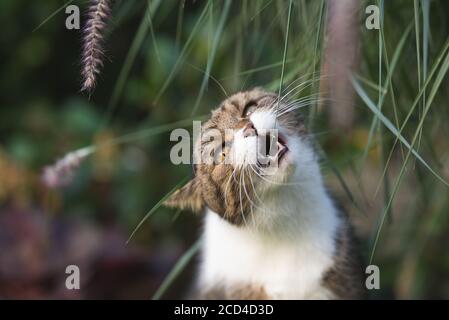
[354,74,387,94]
[379,22,414,162]
[414,0,422,92]
[414,0,424,152]
[359,22,412,183]
[222,59,296,79]
[99,0,161,131]
[373,23,412,196]
[191,0,232,115]
[127,176,191,244]
[175,0,186,50]
[352,78,449,187]
[154,1,211,104]
[275,0,293,106]
[61,116,205,168]
[422,0,429,80]
[32,0,76,32]
[249,0,274,21]
[147,2,161,64]
[307,0,325,129]
[152,239,202,300]
[368,47,449,263]
[420,0,430,152]
[379,37,449,191]
[109,116,206,147]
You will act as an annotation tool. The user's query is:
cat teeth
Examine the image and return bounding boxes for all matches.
[277,132,287,147]
[276,132,288,162]
[256,142,288,169]
[277,142,288,162]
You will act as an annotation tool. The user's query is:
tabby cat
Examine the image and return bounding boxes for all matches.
[165,88,364,299]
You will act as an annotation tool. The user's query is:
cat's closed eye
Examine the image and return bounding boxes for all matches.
[243,101,258,117]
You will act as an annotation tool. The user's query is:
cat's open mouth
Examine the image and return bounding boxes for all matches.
[277,133,288,162]
[257,132,289,168]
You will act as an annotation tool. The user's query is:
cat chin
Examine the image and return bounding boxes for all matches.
[256,155,296,190]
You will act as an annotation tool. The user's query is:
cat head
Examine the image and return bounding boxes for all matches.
[164,87,316,225]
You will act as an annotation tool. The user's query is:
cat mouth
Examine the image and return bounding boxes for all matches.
[277,133,288,162]
[257,132,288,168]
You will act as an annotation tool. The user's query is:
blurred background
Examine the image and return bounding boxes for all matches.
[1,0,449,299]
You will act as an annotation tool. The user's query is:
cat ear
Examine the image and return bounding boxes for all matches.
[164,178,204,213]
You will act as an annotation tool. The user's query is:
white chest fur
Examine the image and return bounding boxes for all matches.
[197,183,341,299]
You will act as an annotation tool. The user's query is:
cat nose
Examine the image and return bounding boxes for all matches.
[243,121,257,138]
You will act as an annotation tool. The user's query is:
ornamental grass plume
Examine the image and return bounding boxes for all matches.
[41,147,94,188]
[81,0,113,93]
